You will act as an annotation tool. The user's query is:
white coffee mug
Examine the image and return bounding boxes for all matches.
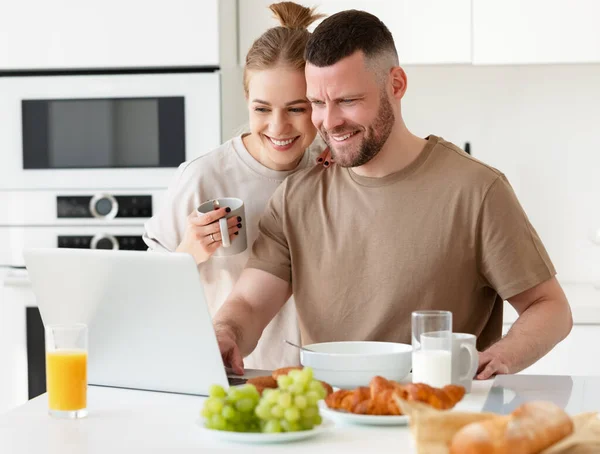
[420,332,479,392]
[196,197,247,257]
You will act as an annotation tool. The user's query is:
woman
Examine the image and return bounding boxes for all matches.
[143,2,327,370]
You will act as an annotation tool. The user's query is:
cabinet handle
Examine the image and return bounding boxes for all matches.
[3,269,30,287]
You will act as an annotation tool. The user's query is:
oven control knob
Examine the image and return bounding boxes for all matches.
[91,234,119,250]
[89,194,119,219]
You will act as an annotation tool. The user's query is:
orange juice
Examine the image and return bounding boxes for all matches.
[46,349,87,411]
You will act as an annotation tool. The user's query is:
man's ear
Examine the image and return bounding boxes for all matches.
[389,66,407,100]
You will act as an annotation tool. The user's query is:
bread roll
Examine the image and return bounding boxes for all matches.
[449,401,574,454]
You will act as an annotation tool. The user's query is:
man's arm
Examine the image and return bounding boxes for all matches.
[477,276,573,379]
[213,268,291,374]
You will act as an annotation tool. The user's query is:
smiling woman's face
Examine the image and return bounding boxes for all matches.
[246,66,317,171]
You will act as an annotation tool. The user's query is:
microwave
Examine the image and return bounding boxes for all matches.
[0,71,221,190]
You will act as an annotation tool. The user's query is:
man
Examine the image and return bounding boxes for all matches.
[214,9,572,380]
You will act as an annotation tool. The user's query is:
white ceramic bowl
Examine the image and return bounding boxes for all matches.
[300,341,412,389]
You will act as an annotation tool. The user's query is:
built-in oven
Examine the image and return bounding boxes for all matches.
[0,71,221,190]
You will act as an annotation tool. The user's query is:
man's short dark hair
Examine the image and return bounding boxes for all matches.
[305,9,398,67]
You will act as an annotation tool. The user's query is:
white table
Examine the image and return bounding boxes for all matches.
[0,381,494,453]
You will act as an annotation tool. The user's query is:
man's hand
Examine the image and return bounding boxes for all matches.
[476,350,509,380]
[215,324,244,376]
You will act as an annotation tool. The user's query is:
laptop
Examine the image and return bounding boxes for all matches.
[23,248,267,396]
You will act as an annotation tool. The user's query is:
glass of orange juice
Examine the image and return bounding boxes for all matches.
[45,324,88,419]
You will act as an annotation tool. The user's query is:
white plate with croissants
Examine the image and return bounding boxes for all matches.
[320,376,466,426]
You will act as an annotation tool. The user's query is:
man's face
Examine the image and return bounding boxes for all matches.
[306,52,394,168]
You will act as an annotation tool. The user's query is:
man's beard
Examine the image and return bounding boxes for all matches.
[321,93,395,168]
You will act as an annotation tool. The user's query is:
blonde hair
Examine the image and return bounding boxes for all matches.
[243,2,325,95]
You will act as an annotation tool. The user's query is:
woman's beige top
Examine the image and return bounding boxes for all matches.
[143,135,321,370]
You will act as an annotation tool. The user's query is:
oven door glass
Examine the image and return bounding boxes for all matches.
[22,97,185,169]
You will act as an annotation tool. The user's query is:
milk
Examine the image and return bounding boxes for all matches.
[412,350,452,387]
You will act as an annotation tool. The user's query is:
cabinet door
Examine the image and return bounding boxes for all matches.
[0,271,31,414]
[0,0,218,70]
[473,0,600,64]
[238,0,471,66]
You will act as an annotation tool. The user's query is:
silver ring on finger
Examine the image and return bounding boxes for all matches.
[210,233,216,243]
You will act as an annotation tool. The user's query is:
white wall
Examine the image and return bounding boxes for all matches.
[402,64,600,285]
[218,0,247,141]
[220,66,247,141]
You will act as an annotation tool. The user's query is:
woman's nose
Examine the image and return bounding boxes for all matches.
[269,111,290,136]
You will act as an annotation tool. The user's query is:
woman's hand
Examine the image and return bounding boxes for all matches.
[315,147,334,168]
[176,207,242,264]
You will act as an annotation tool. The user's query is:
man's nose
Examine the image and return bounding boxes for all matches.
[322,105,344,132]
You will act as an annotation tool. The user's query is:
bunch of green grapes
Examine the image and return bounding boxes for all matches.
[201,383,261,432]
[254,367,327,433]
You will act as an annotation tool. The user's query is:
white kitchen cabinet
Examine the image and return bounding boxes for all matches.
[0,271,30,415]
[473,0,600,64]
[238,0,471,66]
[0,0,219,70]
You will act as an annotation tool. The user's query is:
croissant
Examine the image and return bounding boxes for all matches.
[325,376,465,416]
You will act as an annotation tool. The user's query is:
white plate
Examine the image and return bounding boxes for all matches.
[197,418,335,444]
[318,401,409,426]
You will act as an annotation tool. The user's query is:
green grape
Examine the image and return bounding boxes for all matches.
[270,404,284,419]
[284,406,301,422]
[205,397,224,414]
[288,383,304,395]
[303,367,314,381]
[281,420,301,432]
[204,420,215,430]
[263,419,282,433]
[306,391,320,406]
[255,403,271,420]
[278,392,292,409]
[276,375,293,390]
[315,385,327,400]
[288,369,303,382]
[293,371,310,388]
[227,387,244,402]
[221,405,237,421]
[247,422,260,433]
[308,380,325,395]
[302,406,318,419]
[233,422,247,432]
[294,395,307,409]
[240,384,260,400]
[235,397,255,413]
[313,414,322,426]
[200,406,211,418]
[210,414,227,431]
[265,389,281,405]
[209,384,227,399]
[300,417,315,430]
[262,388,274,400]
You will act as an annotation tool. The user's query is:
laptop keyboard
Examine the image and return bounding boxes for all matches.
[227,377,248,386]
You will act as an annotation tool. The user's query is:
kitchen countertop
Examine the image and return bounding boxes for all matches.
[0,381,494,453]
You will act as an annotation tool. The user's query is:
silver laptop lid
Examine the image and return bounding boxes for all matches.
[23,248,229,396]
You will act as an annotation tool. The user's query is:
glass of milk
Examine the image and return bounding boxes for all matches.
[411,310,452,387]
